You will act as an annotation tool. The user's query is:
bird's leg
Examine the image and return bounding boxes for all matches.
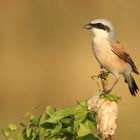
[99,66,109,94]
[106,76,120,94]
[99,65,119,94]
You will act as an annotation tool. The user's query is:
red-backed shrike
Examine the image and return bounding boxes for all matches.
[84,19,139,96]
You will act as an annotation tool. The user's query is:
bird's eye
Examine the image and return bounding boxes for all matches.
[97,23,103,28]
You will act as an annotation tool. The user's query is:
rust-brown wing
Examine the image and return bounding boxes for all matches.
[111,41,139,74]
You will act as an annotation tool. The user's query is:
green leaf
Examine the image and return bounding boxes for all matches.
[85,120,96,131]
[45,106,55,116]
[16,133,24,140]
[74,106,88,128]
[49,123,62,137]
[78,124,91,137]
[61,117,71,125]
[80,134,99,140]
[62,126,73,134]
[87,112,96,123]
[8,123,17,131]
[26,127,32,138]
[39,113,47,126]
[77,120,95,137]
[43,106,77,124]
[31,132,39,140]
[30,115,38,123]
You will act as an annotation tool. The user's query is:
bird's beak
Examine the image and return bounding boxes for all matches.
[83,23,92,30]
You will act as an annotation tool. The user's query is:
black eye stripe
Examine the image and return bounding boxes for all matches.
[90,23,110,32]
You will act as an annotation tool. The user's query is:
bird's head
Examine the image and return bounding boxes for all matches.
[84,19,116,41]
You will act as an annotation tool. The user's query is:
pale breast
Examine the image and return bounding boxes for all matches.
[92,39,128,75]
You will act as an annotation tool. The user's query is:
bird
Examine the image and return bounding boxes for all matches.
[84,19,139,96]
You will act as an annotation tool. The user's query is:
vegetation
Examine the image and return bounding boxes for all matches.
[1,101,99,140]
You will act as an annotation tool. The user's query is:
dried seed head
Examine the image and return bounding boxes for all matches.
[88,93,118,139]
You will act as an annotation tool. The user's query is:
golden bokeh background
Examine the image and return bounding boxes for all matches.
[0,0,140,139]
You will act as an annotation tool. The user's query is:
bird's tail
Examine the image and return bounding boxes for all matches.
[124,74,139,96]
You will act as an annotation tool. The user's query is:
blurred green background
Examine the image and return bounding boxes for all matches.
[0,0,140,139]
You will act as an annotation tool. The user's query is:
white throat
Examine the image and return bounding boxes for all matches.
[92,28,109,40]
[91,28,116,43]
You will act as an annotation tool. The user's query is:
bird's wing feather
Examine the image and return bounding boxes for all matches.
[111,41,139,74]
